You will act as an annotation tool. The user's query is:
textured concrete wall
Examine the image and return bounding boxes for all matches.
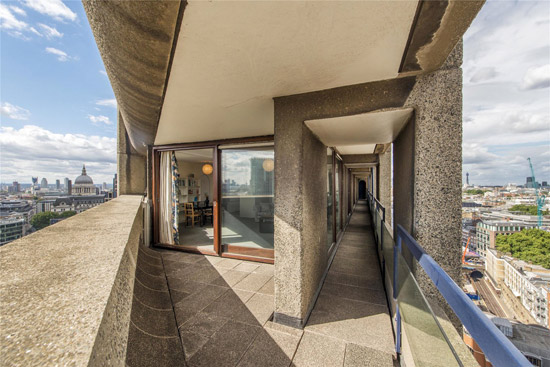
[89,202,142,366]
[379,150,392,226]
[0,196,143,366]
[393,118,415,236]
[301,126,328,318]
[404,42,463,302]
[118,112,147,195]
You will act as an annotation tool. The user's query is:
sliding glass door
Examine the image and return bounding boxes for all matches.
[154,139,274,262]
[220,146,274,260]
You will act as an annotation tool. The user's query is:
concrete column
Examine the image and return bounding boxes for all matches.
[379,150,392,226]
[404,42,463,299]
[117,111,147,195]
[273,105,327,328]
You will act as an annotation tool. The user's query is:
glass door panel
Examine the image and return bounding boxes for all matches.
[335,158,341,235]
[327,149,334,249]
[174,148,215,253]
[221,147,274,259]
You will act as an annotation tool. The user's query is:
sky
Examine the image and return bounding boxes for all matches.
[463,0,550,186]
[0,0,549,186]
[0,0,116,184]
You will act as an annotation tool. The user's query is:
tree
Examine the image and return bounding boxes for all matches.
[30,211,77,230]
[464,189,485,195]
[30,212,60,230]
[59,211,76,218]
[496,229,550,269]
[509,204,549,216]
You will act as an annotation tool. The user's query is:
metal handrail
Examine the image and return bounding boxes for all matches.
[366,191,385,222]
[395,225,531,367]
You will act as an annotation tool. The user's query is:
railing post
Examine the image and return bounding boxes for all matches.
[380,206,385,253]
[393,234,402,355]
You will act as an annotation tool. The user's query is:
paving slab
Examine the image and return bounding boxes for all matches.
[292,332,346,367]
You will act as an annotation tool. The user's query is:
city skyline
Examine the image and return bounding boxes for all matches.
[0,0,549,185]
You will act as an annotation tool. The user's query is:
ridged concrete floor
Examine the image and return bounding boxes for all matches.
[125,200,395,367]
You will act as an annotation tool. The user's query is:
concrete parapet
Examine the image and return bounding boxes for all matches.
[0,196,143,366]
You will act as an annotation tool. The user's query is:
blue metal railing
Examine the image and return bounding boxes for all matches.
[365,191,531,367]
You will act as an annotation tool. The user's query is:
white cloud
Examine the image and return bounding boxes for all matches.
[96,99,117,109]
[45,47,70,61]
[521,64,550,90]
[0,125,116,183]
[99,70,107,76]
[469,67,498,83]
[0,3,28,30]
[10,6,26,17]
[22,0,76,22]
[29,26,41,36]
[87,114,113,125]
[38,23,63,39]
[463,1,550,185]
[0,102,31,120]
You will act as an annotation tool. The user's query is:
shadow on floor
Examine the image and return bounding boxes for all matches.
[125,200,396,366]
[125,242,296,367]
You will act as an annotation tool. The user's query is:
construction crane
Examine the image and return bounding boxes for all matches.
[462,237,471,264]
[528,158,546,228]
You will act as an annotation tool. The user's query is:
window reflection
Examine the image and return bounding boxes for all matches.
[221,148,274,250]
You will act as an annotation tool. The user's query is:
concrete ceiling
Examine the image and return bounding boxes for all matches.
[155,0,419,145]
[305,108,413,154]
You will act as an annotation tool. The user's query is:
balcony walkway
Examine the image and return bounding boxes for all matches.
[127,200,395,367]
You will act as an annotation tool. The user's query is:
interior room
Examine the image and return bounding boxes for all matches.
[175,148,215,250]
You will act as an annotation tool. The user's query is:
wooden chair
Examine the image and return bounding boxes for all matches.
[203,207,213,226]
[184,203,200,227]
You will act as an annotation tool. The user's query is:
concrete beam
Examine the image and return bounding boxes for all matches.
[341,154,378,164]
[83,0,185,155]
[399,0,484,74]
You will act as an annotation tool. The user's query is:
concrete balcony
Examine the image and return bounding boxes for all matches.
[1,196,144,366]
[1,198,398,366]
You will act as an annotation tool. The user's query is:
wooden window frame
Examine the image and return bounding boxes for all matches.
[152,135,274,264]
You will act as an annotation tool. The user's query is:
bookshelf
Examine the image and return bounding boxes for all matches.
[178,176,200,203]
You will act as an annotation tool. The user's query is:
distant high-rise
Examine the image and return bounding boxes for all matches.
[466,172,469,186]
[102,182,107,190]
[31,177,38,187]
[56,179,61,190]
[64,178,69,192]
[526,177,534,188]
[12,181,20,192]
[113,173,117,198]
[40,178,48,189]
[67,180,72,195]
[250,157,274,195]
[543,181,548,187]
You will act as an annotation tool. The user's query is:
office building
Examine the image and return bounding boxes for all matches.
[113,173,117,198]
[476,221,533,257]
[0,218,25,246]
[485,249,550,328]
